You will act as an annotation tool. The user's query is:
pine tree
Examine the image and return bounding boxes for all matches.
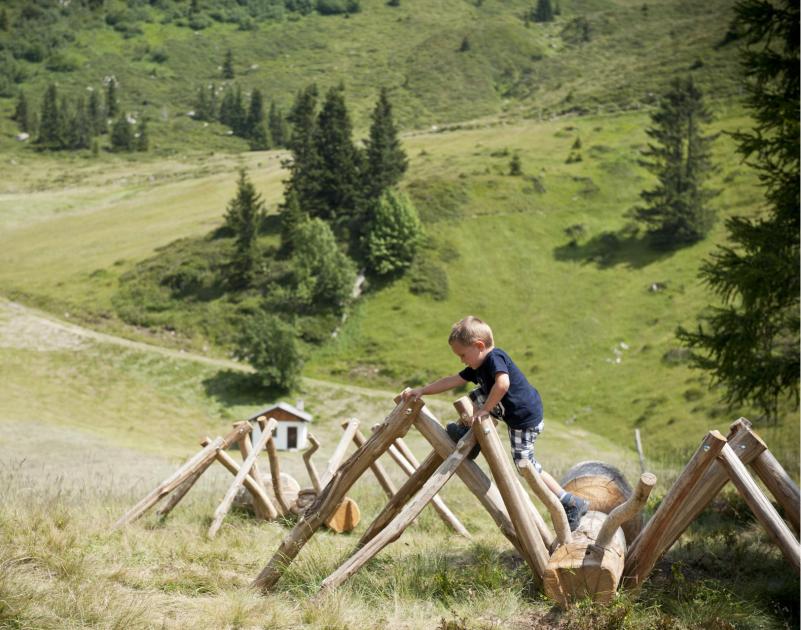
[231,85,247,137]
[13,91,30,133]
[279,188,308,255]
[285,84,321,220]
[0,9,9,32]
[110,113,133,152]
[219,85,235,127]
[136,117,148,151]
[106,79,118,118]
[246,88,271,150]
[533,0,554,22]
[268,101,288,148]
[364,87,407,200]
[677,0,799,421]
[222,48,234,80]
[88,89,105,135]
[69,95,92,150]
[194,84,210,120]
[37,84,64,149]
[224,169,265,288]
[634,77,718,247]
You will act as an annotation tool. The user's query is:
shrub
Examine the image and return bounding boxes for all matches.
[364,189,422,276]
[149,48,168,63]
[235,313,303,391]
[45,51,80,72]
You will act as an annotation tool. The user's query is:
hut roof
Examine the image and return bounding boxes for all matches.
[248,401,312,423]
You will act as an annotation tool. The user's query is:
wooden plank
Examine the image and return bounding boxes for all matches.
[518,460,572,545]
[319,428,477,593]
[475,416,549,582]
[303,432,322,492]
[413,404,523,556]
[595,473,656,549]
[319,418,360,489]
[251,398,424,592]
[718,443,800,572]
[259,416,291,516]
[623,431,727,587]
[208,419,278,538]
[750,449,800,533]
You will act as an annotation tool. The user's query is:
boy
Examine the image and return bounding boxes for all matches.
[401,315,589,531]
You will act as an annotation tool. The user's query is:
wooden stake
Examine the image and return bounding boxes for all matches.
[319,418,360,489]
[475,415,549,582]
[750,448,800,533]
[208,419,278,538]
[595,473,656,549]
[155,465,209,520]
[623,431,727,587]
[319,427,477,593]
[251,398,423,592]
[635,429,646,474]
[351,424,397,498]
[518,460,572,545]
[718,443,800,572]
[238,432,270,521]
[303,432,322,492]
[259,416,291,516]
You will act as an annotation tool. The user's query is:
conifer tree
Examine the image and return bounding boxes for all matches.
[279,188,308,255]
[222,48,234,80]
[246,88,271,150]
[106,79,118,118]
[136,117,148,151]
[231,85,247,137]
[37,84,64,149]
[534,0,554,22]
[69,95,92,150]
[364,87,407,200]
[88,89,105,135]
[634,76,718,247]
[110,113,133,151]
[13,91,30,133]
[285,84,321,219]
[268,101,288,148]
[224,169,265,287]
[0,8,9,32]
[364,189,422,276]
[194,84,210,120]
[677,0,799,420]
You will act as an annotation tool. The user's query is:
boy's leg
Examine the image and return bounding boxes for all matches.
[446,421,480,460]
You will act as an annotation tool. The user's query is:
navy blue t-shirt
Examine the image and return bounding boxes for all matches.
[459,347,543,429]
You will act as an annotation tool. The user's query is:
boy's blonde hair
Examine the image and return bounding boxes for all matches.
[448,316,494,348]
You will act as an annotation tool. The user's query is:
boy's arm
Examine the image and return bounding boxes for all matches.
[402,374,467,401]
[472,372,510,422]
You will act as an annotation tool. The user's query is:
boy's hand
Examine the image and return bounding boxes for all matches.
[469,409,490,425]
[401,387,425,401]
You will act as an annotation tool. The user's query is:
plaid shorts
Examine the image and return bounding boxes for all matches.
[508,423,544,473]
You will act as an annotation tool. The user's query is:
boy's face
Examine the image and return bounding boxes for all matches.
[450,340,487,370]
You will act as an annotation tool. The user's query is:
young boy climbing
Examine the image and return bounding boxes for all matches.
[401,315,589,531]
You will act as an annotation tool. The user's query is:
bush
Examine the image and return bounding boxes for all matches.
[315,0,360,14]
[364,189,422,276]
[149,48,168,63]
[45,51,80,72]
[235,313,303,391]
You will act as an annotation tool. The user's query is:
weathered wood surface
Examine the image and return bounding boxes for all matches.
[113,422,251,529]
[319,427,478,593]
[624,431,727,587]
[155,465,209,520]
[413,404,523,556]
[208,419,277,538]
[303,432,322,492]
[718,443,800,572]
[544,510,627,608]
[562,471,638,544]
[320,418,360,489]
[595,473,656,549]
[260,416,291,516]
[352,425,397,498]
[238,432,270,521]
[202,437,278,520]
[750,448,800,533]
[252,398,423,592]
[518,460,572,545]
[475,416,549,582]
[326,497,361,534]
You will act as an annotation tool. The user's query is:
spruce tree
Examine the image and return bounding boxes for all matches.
[106,79,118,118]
[88,88,105,135]
[285,84,321,220]
[246,88,271,150]
[194,84,210,120]
[222,48,234,80]
[136,117,148,151]
[634,76,718,247]
[13,91,30,133]
[364,189,422,276]
[0,9,9,32]
[279,188,308,255]
[110,113,133,152]
[268,101,288,148]
[69,95,92,150]
[677,0,799,420]
[364,87,407,200]
[231,85,247,137]
[533,0,554,22]
[224,169,265,288]
[37,84,64,149]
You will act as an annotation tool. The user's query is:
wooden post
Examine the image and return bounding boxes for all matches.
[319,418,360,489]
[252,398,424,592]
[259,416,291,516]
[156,466,208,520]
[303,432,322,492]
[351,424,397,498]
[238,432,270,521]
[201,437,278,520]
[595,473,656,549]
[319,428,478,593]
[208,419,278,538]
[718,443,800,572]
[623,431,728,587]
[750,449,800,533]
[358,449,442,547]
[113,423,251,529]
[474,415,549,582]
[389,438,470,538]
[413,405,523,556]
[518,460,572,545]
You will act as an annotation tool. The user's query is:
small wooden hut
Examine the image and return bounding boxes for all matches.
[248,401,312,451]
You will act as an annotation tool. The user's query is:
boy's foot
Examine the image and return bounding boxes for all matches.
[446,422,480,460]
[561,492,589,531]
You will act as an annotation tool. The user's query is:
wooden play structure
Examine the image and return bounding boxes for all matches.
[250,394,800,607]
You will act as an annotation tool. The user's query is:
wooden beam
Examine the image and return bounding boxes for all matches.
[518,460,572,545]
[319,418,360,489]
[259,416,291,516]
[475,416,549,582]
[750,448,800,533]
[319,427,477,593]
[208,419,278,538]
[238,432,270,521]
[718,443,800,572]
[595,473,656,549]
[623,431,727,587]
[303,432,322,493]
[251,398,423,592]
[351,424,397,498]
[155,465,209,520]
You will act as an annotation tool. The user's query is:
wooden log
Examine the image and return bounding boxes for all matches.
[251,398,424,592]
[325,497,361,534]
[319,418,360,489]
[413,404,523,556]
[623,431,728,587]
[259,416,291,516]
[750,448,800,533]
[718,443,800,572]
[238,432,270,521]
[303,432,322,492]
[208,419,278,538]
[201,436,278,520]
[595,473,656,549]
[319,427,478,593]
[518,460,572,545]
[352,424,397,498]
[357,449,442,547]
[155,465,209,520]
[389,438,470,538]
[475,416,549,582]
[659,418,766,554]
[113,422,251,529]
